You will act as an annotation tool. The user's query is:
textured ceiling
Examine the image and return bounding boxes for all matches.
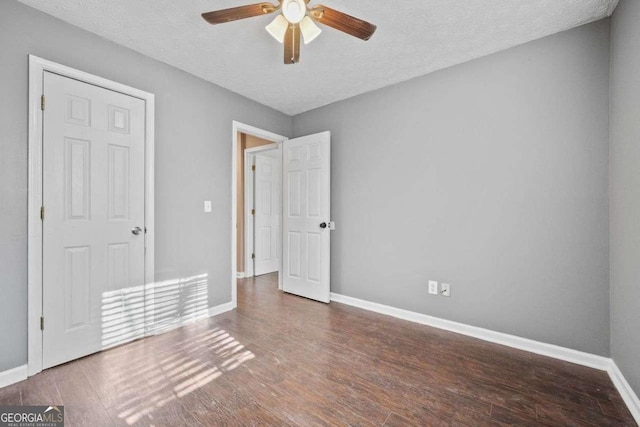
[17,0,618,115]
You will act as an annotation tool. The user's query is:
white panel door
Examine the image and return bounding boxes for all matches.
[42,72,146,369]
[254,153,281,276]
[282,132,331,302]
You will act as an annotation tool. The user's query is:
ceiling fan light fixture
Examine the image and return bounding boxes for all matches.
[299,16,321,44]
[202,1,376,64]
[282,0,306,24]
[266,14,289,43]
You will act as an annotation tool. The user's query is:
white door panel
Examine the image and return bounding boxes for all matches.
[42,72,146,369]
[254,153,281,275]
[282,132,330,303]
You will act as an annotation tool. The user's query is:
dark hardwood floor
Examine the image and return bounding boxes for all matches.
[0,273,636,426]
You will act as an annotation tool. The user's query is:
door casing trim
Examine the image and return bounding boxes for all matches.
[27,55,155,376]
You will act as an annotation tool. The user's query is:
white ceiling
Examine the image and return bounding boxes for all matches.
[17,0,618,115]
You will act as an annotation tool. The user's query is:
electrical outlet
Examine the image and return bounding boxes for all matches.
[204,201,212,213]
[428,280,438,295]
[441,283,451,297]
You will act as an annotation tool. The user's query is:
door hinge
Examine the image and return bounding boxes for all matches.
[40,206,45,221]
[40,316,44,331]
[251,209,255,215]
[40,95,45,111]
[251,253,255,259]
[251,165,255,171]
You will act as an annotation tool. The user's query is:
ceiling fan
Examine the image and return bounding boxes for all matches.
[201,0,377,64]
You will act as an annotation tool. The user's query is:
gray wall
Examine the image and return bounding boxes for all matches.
[610,0,640,395]
[0,0,621,375]
[293,20,611,356]
[0,0,291,372]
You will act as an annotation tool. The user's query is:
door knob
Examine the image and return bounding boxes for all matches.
[131,226,143,235]
[319,222,327,229]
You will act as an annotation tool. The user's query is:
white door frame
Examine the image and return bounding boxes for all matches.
[243,144,280,278]
[27,55,155,376]
[231,122,287,305]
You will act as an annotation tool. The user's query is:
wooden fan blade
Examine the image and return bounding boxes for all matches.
[310,5,376,40]
[284,24,300,64]
[202,3,278,25]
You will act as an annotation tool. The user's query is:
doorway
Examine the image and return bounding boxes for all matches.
[237,134,282,278]
[246,147,282,277]
[231,123,332,305]
[231,122,288,306]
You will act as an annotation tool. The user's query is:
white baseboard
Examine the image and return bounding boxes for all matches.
[330,293,610,370]
[147,301,236,336]
[208,301,235,317]
[0,364,28,389]
[237,272,245,279]
[330,292,640,424]
[608,361,640,423]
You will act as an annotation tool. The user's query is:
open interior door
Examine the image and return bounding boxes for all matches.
[282,131,331,303]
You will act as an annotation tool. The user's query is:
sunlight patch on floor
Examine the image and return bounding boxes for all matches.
[107,326,255,425]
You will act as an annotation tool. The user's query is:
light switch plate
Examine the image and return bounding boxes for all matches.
[204,201,212,213]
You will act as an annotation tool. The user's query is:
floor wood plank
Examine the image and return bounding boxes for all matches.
[0,273,635,426]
